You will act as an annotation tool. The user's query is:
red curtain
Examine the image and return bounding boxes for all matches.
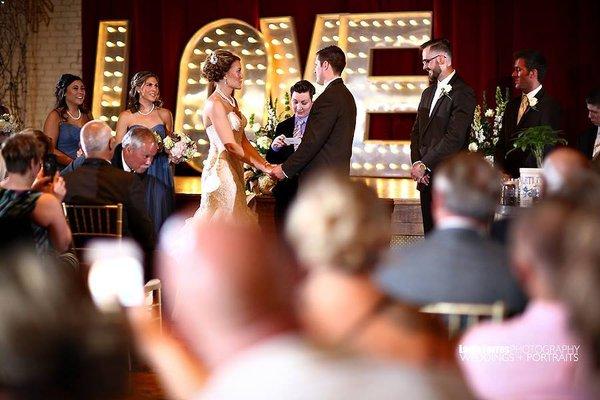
[82,0,600,144]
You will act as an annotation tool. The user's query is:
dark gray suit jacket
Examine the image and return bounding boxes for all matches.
[376,228,527,314]
[281,78,356,182]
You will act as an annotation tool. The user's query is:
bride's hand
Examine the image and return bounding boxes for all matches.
[262,162,274,174]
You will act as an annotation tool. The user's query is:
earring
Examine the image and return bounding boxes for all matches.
[225,77,229,87]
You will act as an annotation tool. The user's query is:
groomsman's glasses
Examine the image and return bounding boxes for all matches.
[422,54,446,65]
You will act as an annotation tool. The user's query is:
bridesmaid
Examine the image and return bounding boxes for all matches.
[116,71,174,233]
[43,74,92,167]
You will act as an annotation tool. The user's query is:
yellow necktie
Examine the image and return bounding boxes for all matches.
[517,94,529,124]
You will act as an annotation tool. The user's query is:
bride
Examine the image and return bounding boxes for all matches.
[193,50,273,222]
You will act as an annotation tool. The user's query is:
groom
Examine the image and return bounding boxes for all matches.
[271,45,357,185]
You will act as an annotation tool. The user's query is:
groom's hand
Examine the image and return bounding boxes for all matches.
[271,165,286,180]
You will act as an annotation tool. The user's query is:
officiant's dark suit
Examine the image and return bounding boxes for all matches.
[266,116,300,228]
[495,88,561,178]
[577,126,598,160]
[410,73,476,234]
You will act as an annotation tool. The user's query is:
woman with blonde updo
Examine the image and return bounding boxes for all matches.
[287,173,454,366]
[192,49,273,223]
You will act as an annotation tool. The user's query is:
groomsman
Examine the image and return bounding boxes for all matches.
[271,46,357,185]
[410,38,476,234]
[576,88,600,160]
[266,80,315,228]
[495,50,562,178]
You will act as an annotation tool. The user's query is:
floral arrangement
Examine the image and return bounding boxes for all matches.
[468,87,509,158]
[245,95,291,195]
[0,113,19,137]
[153,131,200,164]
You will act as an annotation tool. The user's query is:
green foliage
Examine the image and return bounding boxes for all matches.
[508,125,567,167]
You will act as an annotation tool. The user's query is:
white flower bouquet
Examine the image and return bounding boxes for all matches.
[0,113,18,136]
[468,87,509,158]
[155,131,200,164]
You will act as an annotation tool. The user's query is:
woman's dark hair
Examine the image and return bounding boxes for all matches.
[54,74,89,123]
[202,50,241,97]
[1,133,43,174]
[0,248,129,400]
[127,71,163,113]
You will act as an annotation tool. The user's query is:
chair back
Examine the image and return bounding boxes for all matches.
[62,203,123,260]
[420,301,505,338]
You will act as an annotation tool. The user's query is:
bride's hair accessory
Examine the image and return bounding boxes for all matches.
[209,52,218,65]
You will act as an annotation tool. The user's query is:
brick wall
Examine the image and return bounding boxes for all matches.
[25,0,82,129]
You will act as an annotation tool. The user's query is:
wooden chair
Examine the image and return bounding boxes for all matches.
[420,301,505,338]
[62,203,123,261]
[144,278,162,333]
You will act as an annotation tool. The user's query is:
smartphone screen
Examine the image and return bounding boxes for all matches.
[87,239,144,311]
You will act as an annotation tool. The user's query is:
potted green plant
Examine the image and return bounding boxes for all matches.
[508,125,567,206]
[508,125,566,168]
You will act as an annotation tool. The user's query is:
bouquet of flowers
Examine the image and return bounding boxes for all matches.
[0,113,18,137]
[468,87,509,159]
[154,131,200,164]
[244,95,290,195]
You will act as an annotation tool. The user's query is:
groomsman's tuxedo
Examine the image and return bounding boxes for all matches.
[494,86,562,178]
[281,78,357,183]
[577,125,600,160]
[410,72,476,234]
[266,115,304,228]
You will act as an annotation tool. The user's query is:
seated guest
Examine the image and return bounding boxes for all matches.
[542,147,590,195]
[576,88,600,160]
[286,173,454,366]
[0,247,128,399]
[266,80,315,228]
[0,133,71,254]
[111,125,158,174]
[377,152,526,314]
[42,74,92,167]
[561,207,600,398]
[63,120,155,275]
[133,218,471,399]
[459,198,590,399]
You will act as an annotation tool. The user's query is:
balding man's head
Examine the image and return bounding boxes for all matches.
[159,217,294,366]
[122,127,158,173]
[542,148,590,195]
[80,120,115,160]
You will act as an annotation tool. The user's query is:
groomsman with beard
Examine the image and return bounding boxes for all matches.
[266,80,315,229]
[271,46,357,185]
[494,50,562,178]
[410,38,476,234]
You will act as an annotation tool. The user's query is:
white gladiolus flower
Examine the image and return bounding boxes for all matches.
[485,109,494,117]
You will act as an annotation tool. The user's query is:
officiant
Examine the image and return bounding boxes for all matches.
[266,80,315,229]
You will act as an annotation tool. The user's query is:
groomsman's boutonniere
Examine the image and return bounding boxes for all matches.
[528,96,539,111]
[440,83,453,100]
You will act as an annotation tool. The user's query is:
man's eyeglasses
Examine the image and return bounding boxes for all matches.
[422,54,446,65]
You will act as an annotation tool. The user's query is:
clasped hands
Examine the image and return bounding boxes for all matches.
[263,163,286,180]
[410,162,430,186]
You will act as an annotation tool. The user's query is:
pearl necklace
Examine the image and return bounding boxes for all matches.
[138,104,155,116]
[216,87,236,108]
[66,108,81,120]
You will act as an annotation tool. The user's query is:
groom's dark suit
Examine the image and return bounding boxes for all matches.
[410,73,476,234]
[266,115,299,228]
[281,78,357,183]
[494,88,561,178]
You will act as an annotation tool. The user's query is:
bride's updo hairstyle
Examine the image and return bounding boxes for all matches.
[202,50,241,97]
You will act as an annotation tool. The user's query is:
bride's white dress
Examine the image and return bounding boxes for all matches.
[193,110,257,223]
